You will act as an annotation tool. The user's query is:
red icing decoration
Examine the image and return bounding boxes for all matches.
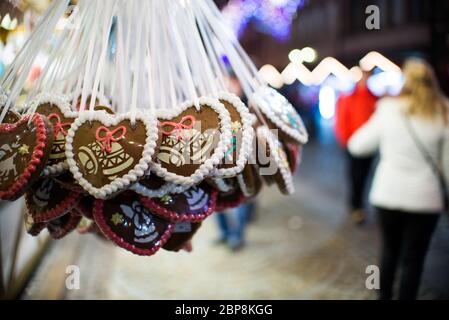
[95,125,127,153]
[48,113,71,137]
[159,115,195,140]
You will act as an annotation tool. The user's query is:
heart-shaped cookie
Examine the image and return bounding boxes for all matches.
[93,191,174,256]
[47,211,82,239]
[251,86,308,145]
[257,126,294,195]
[237,164,263,198]
[141,182,217,223]
[32,93,77,176]
[152,97,232,186]
[212,92,255,178]
[24,210,47,236]
[25,177,81,223]
[163,222,202,252]
[215,184,246,212]
[0,114,53,200]
[65,111,158,199]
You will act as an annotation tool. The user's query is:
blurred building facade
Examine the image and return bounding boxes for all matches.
[237,0,449,93]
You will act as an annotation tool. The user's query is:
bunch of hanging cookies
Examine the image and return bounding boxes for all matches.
[0,0,308,256]
[0,87,307,256]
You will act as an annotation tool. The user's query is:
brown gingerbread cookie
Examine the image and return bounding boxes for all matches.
[163,222,202,252]
[47,211,82,239]
[93,191,174,256]
[0,114,53,200]
[237,164,263,198]
[66,111,158,199]
[25,177,81,223]
[152,97,232,186]
[141,182,217,223]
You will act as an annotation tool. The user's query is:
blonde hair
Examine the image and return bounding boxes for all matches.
[400,58,448,124]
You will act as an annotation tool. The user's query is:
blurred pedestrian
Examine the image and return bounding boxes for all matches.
[215,201,256,251]
[348,58,449,300]
[335,70,378,224]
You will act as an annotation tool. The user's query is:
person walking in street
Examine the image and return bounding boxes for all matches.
[348,58,449,300]
[335,70,378,224]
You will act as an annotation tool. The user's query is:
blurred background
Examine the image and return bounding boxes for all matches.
[1,0,449,299]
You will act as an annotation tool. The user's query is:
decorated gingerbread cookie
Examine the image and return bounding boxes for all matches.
[163,222,202,252]
[3,109,21,124]
[31,94,77,176]
[284,142,302,174]
[141,182,217,223]
[24,210,47,236]
[25,177,81,223]
[257,126,295,195]
[47,211,82,239]
[93,191,174,256]
[237,164,263,198]
[0,114,53,200]
[251,86,308,145]
[215,184,246,212]
[212,92,255,178]
[152,97,232,186]
[65,110,158,199]
[52,172,86,193]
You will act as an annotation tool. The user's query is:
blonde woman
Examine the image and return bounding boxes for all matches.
[348,58,449,300]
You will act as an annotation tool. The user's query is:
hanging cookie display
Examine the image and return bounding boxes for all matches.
[29,93,78,176]
[25,177,81,223]
[152,97,232,186]
[211,92,255,178]
[65,110,158,199]
[163,222,202,252]
[0,114,54,200]
[257,126,295,195]
[141,182,217,223]
[93,191,174,256]
[251,86,308,146]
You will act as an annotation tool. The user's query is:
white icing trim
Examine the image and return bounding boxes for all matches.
[131,179,188,198]
[26,92,76,176]
[65,110,158,199]
[151,96,232,186]
[251,86,308,145]
[211,92,255,178]
[257,126,295,195]
[237,172,252,197]
[211,177,234,192]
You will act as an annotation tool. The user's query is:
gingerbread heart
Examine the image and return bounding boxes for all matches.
[163,222,202,252]
[47,211,82,239]
[215,184,246,212]
[141,182,217,223]
[24,210,47,236]
[32,93,77,176]
[93,191,174,256]
[0,114,53,200]
[25,177,81,222]
[65,111,158,199]
[251,86,308,145]
[257,126,294,195]
[237,164,263,198]
[152,97,232,186]
[3,109,21,124]
[212,92,255,178]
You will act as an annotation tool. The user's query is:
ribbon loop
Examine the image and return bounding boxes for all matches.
[48,113,71,137]
[95,126,127,153]
[160,115,196,140]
